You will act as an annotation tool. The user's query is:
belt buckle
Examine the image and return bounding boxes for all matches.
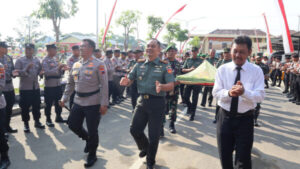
[143,95,149,99]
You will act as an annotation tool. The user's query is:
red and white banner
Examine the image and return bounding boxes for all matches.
[274,0,294,53]
[262,13,273,54]
[102,0,118,45]
[155,4,187,39]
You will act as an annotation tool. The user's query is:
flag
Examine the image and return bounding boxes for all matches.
[275,0,294,53]
[102,0,118,45]
[263,13,273,54]
[155,4,187,39]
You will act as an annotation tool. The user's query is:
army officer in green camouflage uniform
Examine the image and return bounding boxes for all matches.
[120,39,175,169]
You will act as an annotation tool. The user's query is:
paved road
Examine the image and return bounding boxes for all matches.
[7,86,300,169]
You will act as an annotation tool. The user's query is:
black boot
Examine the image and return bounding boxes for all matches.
[24,122,30,133]
[34,121,45,129]
[84,152,97,168]
[55,116,67,123]
[46,117,55,127]
[0,158,10,169]
[7,126,18,133]
[169,121,176,134]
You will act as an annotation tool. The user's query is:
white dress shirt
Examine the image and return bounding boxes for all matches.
[212,61,265,113]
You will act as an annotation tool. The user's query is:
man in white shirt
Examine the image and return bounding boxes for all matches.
[212,36,265,169]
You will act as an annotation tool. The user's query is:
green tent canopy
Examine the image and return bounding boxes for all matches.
[176,60,216,86]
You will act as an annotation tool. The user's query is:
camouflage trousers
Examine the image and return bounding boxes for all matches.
[164,86,180,122]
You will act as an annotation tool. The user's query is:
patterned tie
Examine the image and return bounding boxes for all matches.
[230,66,241,114]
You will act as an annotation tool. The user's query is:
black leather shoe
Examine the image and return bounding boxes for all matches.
[208,103,212,107]
[0,159,11,169]
[146,164,154,169]
[212,120,217,124]
[4,133,9,140]
[34,122,45,129]
[160,128,164,138]
[84,153,97,168]
[109,102,115,106]
[289,98,296,102]
[55,117,67,123]
[200,103,205,107]
[169,122,176,134]
[7,126,18,133]
[84,141,89,153]
[139,150,147,158]
[282,90,288,94]
[296,102,300,105]
[189,115,194,121]
[46,121,55,127]
[24,123,30,133]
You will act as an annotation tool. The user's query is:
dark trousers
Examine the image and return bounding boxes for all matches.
[217,108,254,169]
[130,82,139,109]
[110,81,119,102]
[0,108,9,159]
[165,86,179,122]
[215,104,220,121]
[44,86,62,121]
[184,85,201,115]
[112,76,121,100]
[201,86,213,106]
[283,72,290,92]
[295,75,300,102]
[179,84,186,103]
[254,103,261,122]
[68,103,101,154]
[69,92,75,109]
[19,90,41,122]
[3,90,15,131]
[264,79,269,88]
[130,96,165,166]
[290,74,297,97]
[272,69,282,86]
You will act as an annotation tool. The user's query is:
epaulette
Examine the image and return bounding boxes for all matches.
[160,60,168,64]
[137,59,146,63]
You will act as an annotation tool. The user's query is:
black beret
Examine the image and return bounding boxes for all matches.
[46,44,57,50]
[223,47,231,53]
[72,45,79,50]
[192,47,199,51]
[0,42,8,48]
[25,43,35,49]
[292,53,299,58]
[121,51,127,55]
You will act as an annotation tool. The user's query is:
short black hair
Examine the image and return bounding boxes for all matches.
[233,36,252,50]
[72,45,79,50]
[149,38,161,48]
[82,39,96,49]
[292,53,299,58]
[94,49,100,53]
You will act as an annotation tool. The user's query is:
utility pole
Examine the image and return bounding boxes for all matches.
[96,0,99,49]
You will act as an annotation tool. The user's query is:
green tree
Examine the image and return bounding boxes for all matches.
[176,29,189,51]
[188,36,201,48]
[33,0,78,42]
[5,37,15,50]
[14,16,43,45]
[99,28,114,49]
[116,10,141,51]
[163,22,180,44]
[147,16,164,39]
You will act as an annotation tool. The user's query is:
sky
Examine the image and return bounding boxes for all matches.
[0,0,299,42]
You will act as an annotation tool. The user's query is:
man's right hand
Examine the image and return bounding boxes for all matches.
[26,63,34,71]
[59,100,65,107]
[120,76,129,86]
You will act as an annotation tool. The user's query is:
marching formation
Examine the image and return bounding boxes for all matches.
[0,34,299,169]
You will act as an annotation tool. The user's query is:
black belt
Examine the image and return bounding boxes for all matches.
[140,94,164,100]
[45,76,61,80]
[221,108,254,118]
[5,79,12,84]
[76,89,100,97]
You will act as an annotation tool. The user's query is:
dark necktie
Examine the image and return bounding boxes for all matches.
[230,66,241,114]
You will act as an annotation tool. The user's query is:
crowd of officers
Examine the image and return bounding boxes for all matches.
[0,37,300,169]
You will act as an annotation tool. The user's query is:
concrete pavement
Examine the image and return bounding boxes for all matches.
[6,86,300,169]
